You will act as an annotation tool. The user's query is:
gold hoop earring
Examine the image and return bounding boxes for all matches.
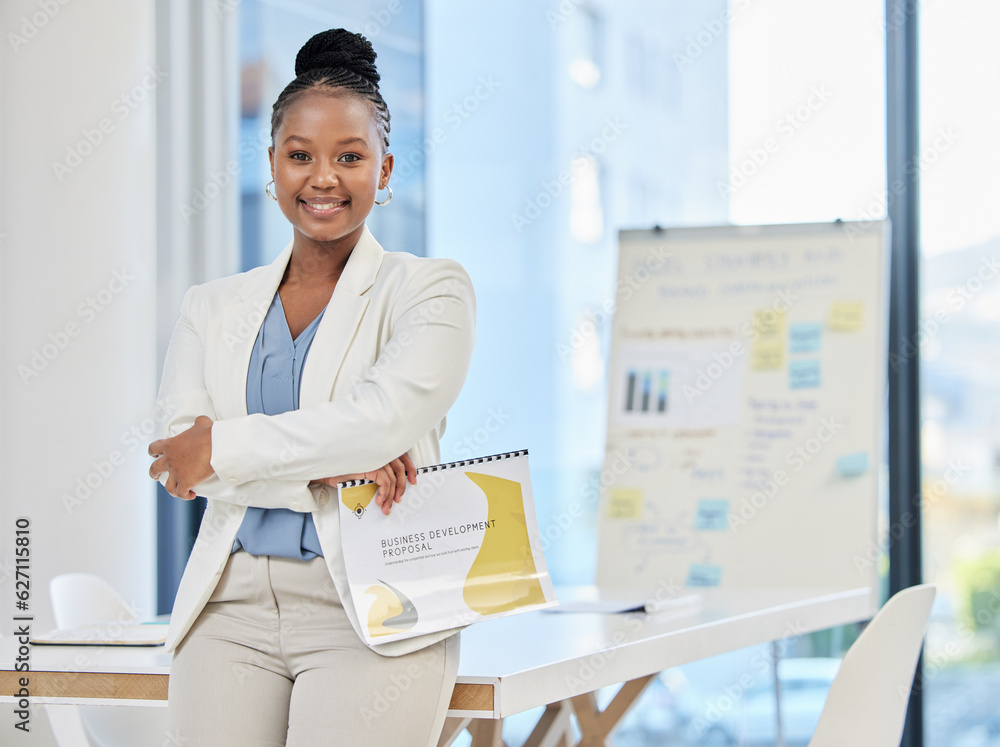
[265,180,277,201]
[374,184,393,206]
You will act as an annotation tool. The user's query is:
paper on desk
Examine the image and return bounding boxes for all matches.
[30,623,167,646]
[547,593,701,615]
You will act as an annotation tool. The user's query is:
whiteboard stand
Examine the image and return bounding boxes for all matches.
[772,639,786,747]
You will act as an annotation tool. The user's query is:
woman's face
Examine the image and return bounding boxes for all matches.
[268,90,392,250]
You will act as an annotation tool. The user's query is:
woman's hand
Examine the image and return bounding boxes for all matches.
[310,453,417,515]
[148,415,215,500]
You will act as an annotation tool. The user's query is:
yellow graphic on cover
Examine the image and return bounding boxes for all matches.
[341,483,378,519]
[462,472,547,615]
[365,580,418,638]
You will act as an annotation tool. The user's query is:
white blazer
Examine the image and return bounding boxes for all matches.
[155,225,476,656]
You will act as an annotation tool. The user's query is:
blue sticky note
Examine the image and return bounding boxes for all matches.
[789,359,821,389]
[789,323,823,353]
[686,564,723,587]
[836,452,870,477]
[695,499,730,531]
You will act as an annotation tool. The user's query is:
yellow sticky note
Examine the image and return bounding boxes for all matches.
[751,339,785,370]
[606,488,643,520]
[751,308,786,339]
[829,302,864,332]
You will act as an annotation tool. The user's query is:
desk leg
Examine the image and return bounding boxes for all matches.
[524,701,574,747]
[467,717,506,747]
[438,717,473,747]
[437,717,506,747]
[570,673,657,747]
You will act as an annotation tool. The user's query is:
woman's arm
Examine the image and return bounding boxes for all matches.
[150,415,416,513]
[209,259,476,487]
[151,259,474,510]
[151,285,326,509]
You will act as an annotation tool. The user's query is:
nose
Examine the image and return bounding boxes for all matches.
[313,160,339,188]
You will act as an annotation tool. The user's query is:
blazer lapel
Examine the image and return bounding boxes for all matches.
[300,225,384,407]
[215,241,293,420]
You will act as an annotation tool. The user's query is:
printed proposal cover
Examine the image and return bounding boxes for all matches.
[337,450,557,644]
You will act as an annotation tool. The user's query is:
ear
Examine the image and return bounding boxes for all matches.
[379,152,394,188]
[268,146,275,179]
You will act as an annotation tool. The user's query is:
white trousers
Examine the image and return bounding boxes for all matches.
[168,550,459,747]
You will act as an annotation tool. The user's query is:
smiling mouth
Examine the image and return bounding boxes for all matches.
[300,198,348,215]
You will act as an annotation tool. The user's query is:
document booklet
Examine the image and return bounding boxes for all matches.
[338,449,557,644]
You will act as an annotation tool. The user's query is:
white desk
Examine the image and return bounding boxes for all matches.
[2,587,874,746]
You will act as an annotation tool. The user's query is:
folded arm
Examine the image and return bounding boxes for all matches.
[151,261,475,510]
[151,312,320,509]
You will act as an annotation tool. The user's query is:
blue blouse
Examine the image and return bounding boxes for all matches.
[231,291,326,559]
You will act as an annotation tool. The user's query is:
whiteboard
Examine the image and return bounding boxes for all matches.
[596,221,889,598]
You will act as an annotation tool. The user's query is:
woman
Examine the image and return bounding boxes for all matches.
[147,28,475,746]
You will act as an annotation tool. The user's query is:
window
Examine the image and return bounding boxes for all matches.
[919,1,1000,743]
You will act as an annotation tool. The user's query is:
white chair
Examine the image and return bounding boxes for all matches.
[809,583,936,747]
[46,573,171,747]
[50,573,138,630]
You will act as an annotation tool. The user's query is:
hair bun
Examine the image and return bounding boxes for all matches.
[295,29,380,86]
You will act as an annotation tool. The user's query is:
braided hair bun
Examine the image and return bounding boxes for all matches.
[271,28,391,149]
[294,29,381,87]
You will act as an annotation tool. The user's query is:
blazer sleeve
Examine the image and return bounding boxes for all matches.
[208,259,476,489]
[155,285,326,510]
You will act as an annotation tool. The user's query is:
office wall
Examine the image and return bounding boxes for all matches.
[0,0,158,640]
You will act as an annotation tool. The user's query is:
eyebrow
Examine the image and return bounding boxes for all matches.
[281,135,370,148]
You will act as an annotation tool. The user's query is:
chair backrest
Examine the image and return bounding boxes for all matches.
[49,573,137,629]
[809,583,935,747]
